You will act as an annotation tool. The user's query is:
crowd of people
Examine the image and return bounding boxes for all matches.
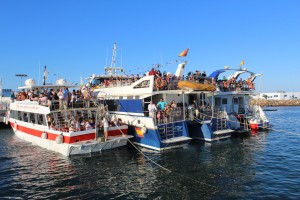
[47,111,124,141]
[12,87,94,110]
[148,98,177,124]
[216,76,255,92]
[88,68,255,93]
[148,98,213,124]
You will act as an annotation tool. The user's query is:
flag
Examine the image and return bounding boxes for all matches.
[178,48,189,57]
[43,65,47,85]
[135,127,144,138]
[239,60,245,67]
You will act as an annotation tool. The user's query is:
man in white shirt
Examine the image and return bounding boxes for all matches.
[102,117,109,141]
[148,101,157,119]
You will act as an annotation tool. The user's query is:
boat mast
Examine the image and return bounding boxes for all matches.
[105,42,124,76]
[111,42,117,75]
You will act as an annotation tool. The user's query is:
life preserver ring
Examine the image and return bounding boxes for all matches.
[141,126,147,134]
[155,78,165,89]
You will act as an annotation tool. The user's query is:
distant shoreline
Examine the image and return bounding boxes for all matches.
[250,99,300,107]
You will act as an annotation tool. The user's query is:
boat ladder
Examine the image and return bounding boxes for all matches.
[158,123,178,140]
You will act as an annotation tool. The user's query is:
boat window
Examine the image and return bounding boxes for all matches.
[222,98,227,105]
[133,80,150,89]
[37,114,45,125]
[29,113,35,123]
[234,98,239,104]
[17,111,23,121]
[119,96,123,99]
[214,97,221,107]
[105,100,119,111]
[10,110,16,119]
[134,96,139,99]
[127,96,133,99]
[91,78,104,86]
[23,112,29,122]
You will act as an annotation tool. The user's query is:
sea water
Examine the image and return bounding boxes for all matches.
[0,106,300,199]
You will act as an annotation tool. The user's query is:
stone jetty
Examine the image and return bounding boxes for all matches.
[250,99,300,107]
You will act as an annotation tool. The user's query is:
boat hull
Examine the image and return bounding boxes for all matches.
[187,121,233,142]
[9,120,130,156]
[127,121,191,151]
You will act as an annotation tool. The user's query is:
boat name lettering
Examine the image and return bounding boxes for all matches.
[16,101,39,111]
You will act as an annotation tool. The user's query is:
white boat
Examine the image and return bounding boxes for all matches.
[83,43,245,146]
[207,68,270,132]
[8,78,132,156]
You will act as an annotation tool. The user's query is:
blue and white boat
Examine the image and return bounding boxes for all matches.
[207,67,270,133]
[84,44,240,148]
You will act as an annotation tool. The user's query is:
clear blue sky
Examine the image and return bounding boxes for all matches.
[0,0,299,92]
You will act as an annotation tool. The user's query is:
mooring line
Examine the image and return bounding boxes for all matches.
[106,112,215,188]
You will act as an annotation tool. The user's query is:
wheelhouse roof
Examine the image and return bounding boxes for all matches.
[208,68,259,80]
[18,84,78,90]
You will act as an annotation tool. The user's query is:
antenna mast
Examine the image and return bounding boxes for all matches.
[105,42,124,76]
[111,42,117,74]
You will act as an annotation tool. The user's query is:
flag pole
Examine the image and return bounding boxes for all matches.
[43,65,46,85]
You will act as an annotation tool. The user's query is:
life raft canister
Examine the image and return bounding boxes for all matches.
[155,78,165,89]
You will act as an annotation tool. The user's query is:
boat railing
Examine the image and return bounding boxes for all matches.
[145,107,186,125]
[48,99,104,111]
[90,75,214,92]
[215,81,255,92]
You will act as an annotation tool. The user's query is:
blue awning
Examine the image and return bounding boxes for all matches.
[208,70,225,79]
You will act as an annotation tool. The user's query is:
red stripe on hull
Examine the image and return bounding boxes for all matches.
[108,129,128,136]
[9,121,128,144]
[10,122,95,144]
[65,133,96,143]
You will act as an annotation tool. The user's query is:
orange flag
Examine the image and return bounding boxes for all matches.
[239,60,245,66]
[178,48,189,57]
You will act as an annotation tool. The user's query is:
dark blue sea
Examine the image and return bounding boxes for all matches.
[1,106,300,199]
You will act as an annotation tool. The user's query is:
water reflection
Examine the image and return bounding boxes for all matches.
[1,107,300,199]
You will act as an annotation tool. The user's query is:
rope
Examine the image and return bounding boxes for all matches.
[90,97,214,187]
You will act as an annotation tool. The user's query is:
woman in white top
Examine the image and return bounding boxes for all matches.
[69,124,76,133]
[85,121,92,130]
[57,89,63,110]
[148,101,157,119]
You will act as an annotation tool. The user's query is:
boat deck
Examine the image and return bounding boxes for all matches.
[161,136,191,144]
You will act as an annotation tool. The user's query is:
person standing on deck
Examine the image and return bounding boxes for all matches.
[157,98,167,111]
[102,117,109,141]
[62,87,69,110]
[57,89,63,110]
[47,89,53,108]
[148,101,157,119]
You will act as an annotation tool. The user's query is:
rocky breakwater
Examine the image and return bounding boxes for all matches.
[250,99,300,107]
